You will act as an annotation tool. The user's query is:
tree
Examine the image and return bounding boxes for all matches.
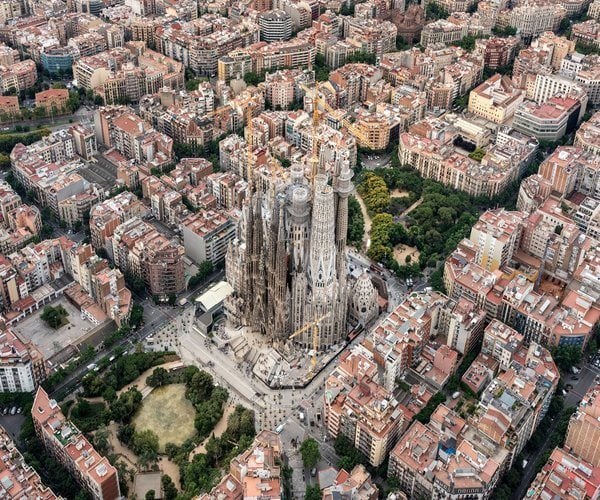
[0,153,10,170]
[132,429,160,467]
[492,25,518,36]
[110,388,143,423]
[347,196,365,247]
[147,367,168,387]
[454,35,477,52]
[468,147,486,162]
[552,345,582,372]
[347,51,376,65]
[243,72,263,86]
[186,370,214,404]
[145,490,156,500]
[125,273,146,294]
[314,53,330,82]
[117,423,135,445]
[357,172,390,213]
[162,474,178,500]
[300,438,321,469]
[40,305,68,329]
[305,484,321,500]
[129,304,144,328]
[426,1,449,20]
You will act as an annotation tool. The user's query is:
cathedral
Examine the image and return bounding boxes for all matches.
[225,144,363,350]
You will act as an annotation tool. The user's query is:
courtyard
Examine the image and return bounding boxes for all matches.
[12,298,93,359]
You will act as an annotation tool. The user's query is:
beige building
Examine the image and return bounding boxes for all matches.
[324,349,404,467]
[32,388,120,500]
[0,95,19,118]
[469,209,526,271]
[565,384,600,467]
[35,89,69,113]
[468,74,524,124]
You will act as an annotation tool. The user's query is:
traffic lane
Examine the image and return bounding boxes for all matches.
[565,364,599,406]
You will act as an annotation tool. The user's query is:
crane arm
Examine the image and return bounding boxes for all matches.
[299,83,369,146]
[288,313,330,340]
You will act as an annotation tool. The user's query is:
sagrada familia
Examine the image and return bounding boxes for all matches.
[225,139,378,351]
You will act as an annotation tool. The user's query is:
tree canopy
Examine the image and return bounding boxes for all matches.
[300,438,321,468]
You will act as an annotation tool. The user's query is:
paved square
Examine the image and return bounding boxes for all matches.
[12,298,95,359]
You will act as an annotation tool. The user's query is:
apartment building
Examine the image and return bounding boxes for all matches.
[572,20,600,49]
[89,191,149,251]
[388,404,505,499]
[199,431,282,500]
[477,36,519,69]
[0,426,60,499]
[0,180,42,255]
[575,63,600,107]
[263,68,313,109]
[324,348,404,467]
[497,4,565,41]
[182,210,235,266]
[469,209,527,272]
[35,89,70,113]
[94,107,173,168]
[398,119,536,198]
[474,343,559,467]
[259,10,292,42]
[66,243,132,326]
[468,74,524,124]
[513,94,584,142]
[372,292,445,385]
[420,19,466,47]
[533,73,586,104]
[32,387,120,500]
[0,95,19,118]
[0,0,24,24]
[438,297,486,355]
[342,17,397,60]
[0,59,37,93]
[528,447,600,500]
[565,384,600,467]
[539,146,599,198]
[516,174,553,214]
[110,217,185,296]
[217,50,253,81]
[0,328,47,392]
[461,353,499,394]
[72,47,133,91]
[481,320,524,370]
[575,110,600,154]
[590,0,600,20]
[321,464,378,499]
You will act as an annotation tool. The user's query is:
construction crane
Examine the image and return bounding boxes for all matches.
[299,82,369,150]
[288,313,331,371]
[198,95,257,188]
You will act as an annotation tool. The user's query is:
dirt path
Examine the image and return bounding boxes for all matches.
[355,191,372,250]
[189,403,235,459]
[403,197,423,216]
[106,421,182,490]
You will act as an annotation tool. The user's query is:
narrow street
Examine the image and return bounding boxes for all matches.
[512,362,600,499]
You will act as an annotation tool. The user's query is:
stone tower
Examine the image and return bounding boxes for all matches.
[225,150,353,351]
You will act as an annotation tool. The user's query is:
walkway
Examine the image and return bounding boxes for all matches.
[354,191,371,250]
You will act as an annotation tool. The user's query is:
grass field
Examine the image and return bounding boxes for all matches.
[132,384,196,451]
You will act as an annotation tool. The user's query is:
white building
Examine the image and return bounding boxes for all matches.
[0,329,46,393]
